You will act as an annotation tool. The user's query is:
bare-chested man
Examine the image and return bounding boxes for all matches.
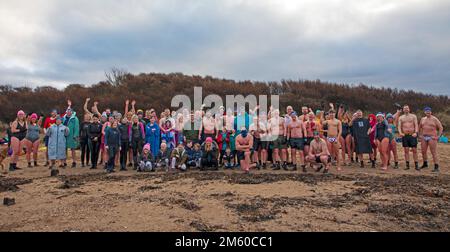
[235,127,255,173]
[199,111,216,143]
[304,112,318,164]
[419,107,444,172]
[268,109,288,170]
[249,116,269,169]
[299,106,309,122]
[398,105,419,170]
[306,131,331,174]
[287,113,307,172]
[322,110,342,171]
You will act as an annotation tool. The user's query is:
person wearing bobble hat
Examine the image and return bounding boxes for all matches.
[9,110,28,171]
[200,137,219,170]
[138,143,155,172]
[419,107,444,172]
[46,115,69,171]
[24,113,42,168]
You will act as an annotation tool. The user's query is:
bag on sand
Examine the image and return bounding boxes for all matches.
[439,136,448,144]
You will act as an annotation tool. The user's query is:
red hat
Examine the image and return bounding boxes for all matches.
[205,137,213,143]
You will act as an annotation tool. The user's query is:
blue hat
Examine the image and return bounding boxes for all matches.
[386,113,394,119]
[424,107,432,112]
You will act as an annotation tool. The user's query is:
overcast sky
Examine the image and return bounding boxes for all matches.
[1,0,449,95]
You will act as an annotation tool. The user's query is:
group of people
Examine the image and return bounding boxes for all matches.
[3,98,444,174]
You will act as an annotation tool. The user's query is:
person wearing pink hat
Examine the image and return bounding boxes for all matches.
[9,110,28,171]
[200,137,218,170]
[138,143,154,172]
[24,113,42,168]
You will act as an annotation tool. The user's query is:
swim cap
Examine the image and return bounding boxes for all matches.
[313,131,320,136]
[376,112,385,118]
[386,113,393,119]
[143,143,150,151]
[205,137,213,143]
[424,107,432,112]
[17,110,25,117]
[30,113,38,120]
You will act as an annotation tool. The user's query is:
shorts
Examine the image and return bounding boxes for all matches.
[237,151,245,160]
[272,136,287,149]
[315,155,332,164]
[402,135,418,148]
[253,138,262,150]
[304,137,314,146]
[261,141,270,150]
[289,138,304,150]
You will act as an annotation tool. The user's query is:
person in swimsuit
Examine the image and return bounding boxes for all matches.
[24,113,42,168]
[286,112,307,172]
[306,131,331,174]
[9,110,27,171]
[370,113,392,171]
[386,111,400,169]
[322,110,343,171]
[268,109,288,170]
[368,114,377,168]
[338,107,353,166]
[235,127,255,173]
[303,112,318,165]
[398,105,420,170]
[419,107,444,172]
[200,111,216,143]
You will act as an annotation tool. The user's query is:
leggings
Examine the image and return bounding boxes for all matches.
[107,145,119,171]
[10,137,25,164]
[80,140,90,165]
[120,141,129,168]
[24,139,40,162]
[131,139,143,167]
[88,139,101,167]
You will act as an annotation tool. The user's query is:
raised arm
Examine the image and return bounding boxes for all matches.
[337,105,344,120]
[124,99,130,115]
[84,98,93,116]
[130,100,136,115]
[92,101,101,117]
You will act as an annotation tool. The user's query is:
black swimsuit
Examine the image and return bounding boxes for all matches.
[342,123,350,138]
[12,122,27,141]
